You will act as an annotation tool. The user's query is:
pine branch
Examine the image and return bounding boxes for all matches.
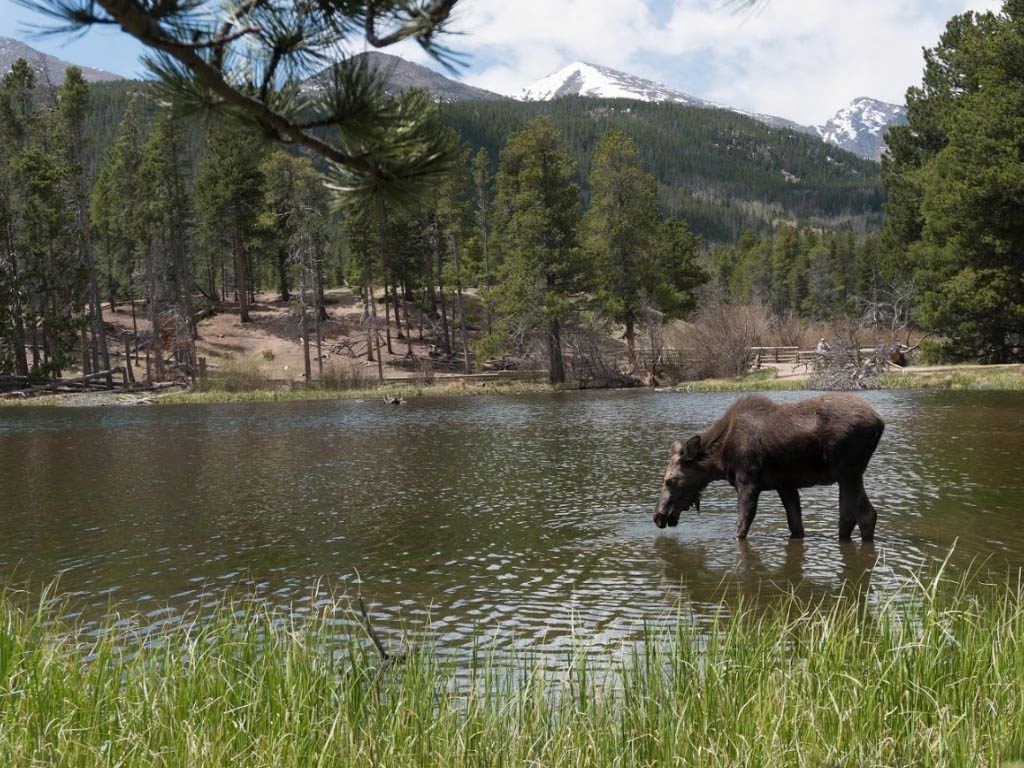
[18,0,463,202]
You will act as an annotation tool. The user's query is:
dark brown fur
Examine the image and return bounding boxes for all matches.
[654,394,884,540]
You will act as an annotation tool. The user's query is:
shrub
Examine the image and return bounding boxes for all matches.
[319,364,373,391]
[916,339,955,365]
[196,359,274,392]
[669,302,771,380]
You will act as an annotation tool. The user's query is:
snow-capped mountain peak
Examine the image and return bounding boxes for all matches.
[522,61,907,160]
[522,61,702,105]
[817,97,907,157]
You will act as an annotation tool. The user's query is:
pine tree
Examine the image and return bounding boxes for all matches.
[59,66,110,377]
[471,147,494,333]
[262,151,329,382]
[584,130,662,364]
[493,117,585,383]
[139,111,197,376]
[883,0,1024,361]
[27,0,461,206]
[195,122,266,324]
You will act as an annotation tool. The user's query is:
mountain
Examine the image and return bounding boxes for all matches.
[523,60,707,105]
[521,61,809,132]
[441,96,884,243]
[0,36,123,84]
[303,52,505,102]
[522,62,904,160]
[817,98,907,160]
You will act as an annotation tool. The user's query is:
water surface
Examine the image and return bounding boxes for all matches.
[2,390,1022,654]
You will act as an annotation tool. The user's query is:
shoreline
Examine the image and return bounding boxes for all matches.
[2,364,1022,407]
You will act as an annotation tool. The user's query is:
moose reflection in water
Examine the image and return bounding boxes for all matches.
[654,394,885,541]
[653,536,879,607]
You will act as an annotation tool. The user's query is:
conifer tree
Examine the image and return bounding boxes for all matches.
[584,130,662,364]
[471,147,494,333]
[92,97,148,367]
[27,0,462,205]
[195,122,266,323]
[493,117,584,383]
[262,151,329,381]
[883,0,1024,361]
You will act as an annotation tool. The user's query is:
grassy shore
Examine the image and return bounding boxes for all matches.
[2,570,1024,767]
[2,364,1022,407]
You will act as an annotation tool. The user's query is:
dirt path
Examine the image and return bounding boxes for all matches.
[100,288,474,384]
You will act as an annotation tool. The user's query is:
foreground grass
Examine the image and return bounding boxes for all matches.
[3,571,1024,767]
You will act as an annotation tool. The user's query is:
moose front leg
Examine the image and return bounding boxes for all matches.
[778,487,804,539]
[735,485,760,540]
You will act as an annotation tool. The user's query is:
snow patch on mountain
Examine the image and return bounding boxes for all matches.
[523,62,702,105]
[523,62,906,160]
[817,97,907,158]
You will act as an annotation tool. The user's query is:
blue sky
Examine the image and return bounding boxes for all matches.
[0,0,1005,124]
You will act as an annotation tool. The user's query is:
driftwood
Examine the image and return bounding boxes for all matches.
[0,370,181,400]
[0,368,126,399]
[358,597,405,663]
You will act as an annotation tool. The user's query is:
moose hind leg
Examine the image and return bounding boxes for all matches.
[839,478,876,541]
[778,487,804,539]
[735,485,760,540]
[856,484,878,542]
[838,480,858,541]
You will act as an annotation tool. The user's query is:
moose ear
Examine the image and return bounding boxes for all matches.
[671,439,683,455]
[681,435,702,461]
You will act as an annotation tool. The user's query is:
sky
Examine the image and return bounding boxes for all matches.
[0,0,1006,125]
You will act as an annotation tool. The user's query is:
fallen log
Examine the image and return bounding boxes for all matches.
[0,368,125,399]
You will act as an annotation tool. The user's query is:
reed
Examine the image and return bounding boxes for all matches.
[2,567,1024,766]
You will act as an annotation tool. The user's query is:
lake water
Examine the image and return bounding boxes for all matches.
[1,390,1023,655]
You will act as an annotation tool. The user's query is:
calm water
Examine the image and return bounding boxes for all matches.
[1,390,1023,654]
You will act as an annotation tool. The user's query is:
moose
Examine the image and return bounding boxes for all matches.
[654,394,884,540]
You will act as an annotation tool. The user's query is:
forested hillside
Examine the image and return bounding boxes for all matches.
[80,82,885,244]
[441,97,885,242]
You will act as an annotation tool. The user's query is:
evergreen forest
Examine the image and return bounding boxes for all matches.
[2,0,1022,389]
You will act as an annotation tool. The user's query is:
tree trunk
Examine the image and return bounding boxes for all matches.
[450,234,471,373]
[625,315,636,370]
[277,246,290,302]
[234,235,251,323]
[5,232,29,376]
[312,240,323,379]
[302,310,311,384]
[369,287,384,384]
[315,255,328,322]
[392,280,403,339]
[362,282,375,362]
[145,243,164,380]
[80,326,90,374]
[383,274,394,354]
[207,249,219,302]
[436,240,451,356]
[548,318,565,384]
[123,331,135,383]
[424,236,438,316]
[404,296,413,357]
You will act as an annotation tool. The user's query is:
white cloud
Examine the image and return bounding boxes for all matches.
[430,0,1007,125]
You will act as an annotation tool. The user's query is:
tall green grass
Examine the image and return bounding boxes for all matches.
[881,368,1024,391]
[2,570,1024,766]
